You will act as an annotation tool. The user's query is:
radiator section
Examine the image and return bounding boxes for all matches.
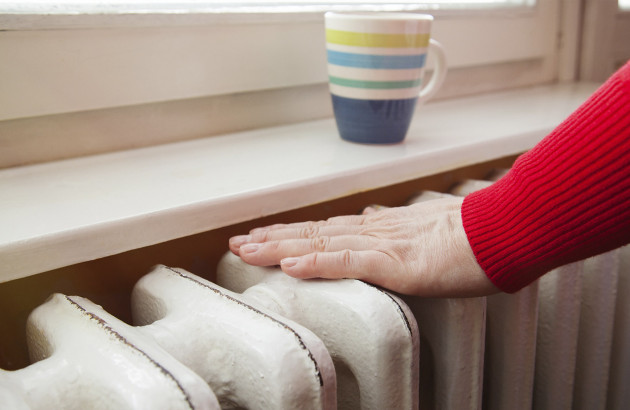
[573,251,618,410]
[607,245,630,409]
[216,253,419,410]
[131,265,337,410]
[406,190,486,410]
[534,262,583,409]
[450,179,539,410]
[2,293,220,409]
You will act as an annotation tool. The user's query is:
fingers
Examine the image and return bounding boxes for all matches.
[230,225,370,255]
[280,249,386,279]
[237,235,382,266]
[279,250,370,279]
[229,215,370,255]
[279,250,409,294]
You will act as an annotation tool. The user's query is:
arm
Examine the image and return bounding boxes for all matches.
[463,60,630,293]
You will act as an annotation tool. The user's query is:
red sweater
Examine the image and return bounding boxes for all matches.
[462,61,630,293]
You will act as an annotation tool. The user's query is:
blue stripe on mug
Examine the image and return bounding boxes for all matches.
[327,50,426,70]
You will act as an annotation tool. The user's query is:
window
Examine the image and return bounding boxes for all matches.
[1,0,564,124]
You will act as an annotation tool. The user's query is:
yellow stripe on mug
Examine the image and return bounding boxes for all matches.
[326,29,430,49]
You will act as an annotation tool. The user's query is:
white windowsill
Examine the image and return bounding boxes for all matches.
[0,82,598,283]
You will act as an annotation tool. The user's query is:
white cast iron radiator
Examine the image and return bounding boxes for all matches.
[1,170,628,410]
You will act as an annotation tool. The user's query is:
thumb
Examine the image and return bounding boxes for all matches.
[279,250,396,287]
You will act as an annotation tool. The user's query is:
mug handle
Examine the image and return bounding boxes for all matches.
[417,39,447,104]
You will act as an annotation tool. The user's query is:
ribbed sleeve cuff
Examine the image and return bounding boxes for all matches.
[462,60,630,293]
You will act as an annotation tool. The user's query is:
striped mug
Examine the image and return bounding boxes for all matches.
[325,12,447,144]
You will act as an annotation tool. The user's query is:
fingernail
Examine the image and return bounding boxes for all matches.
[230,235,251,248]
[240,243,260,254]
[281,257,300,268]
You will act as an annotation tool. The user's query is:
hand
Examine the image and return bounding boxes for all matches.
[229,197,499,297]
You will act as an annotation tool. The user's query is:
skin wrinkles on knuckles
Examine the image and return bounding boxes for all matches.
[312,236,332,252]
[300,223,321,239]
[340,249,354,271]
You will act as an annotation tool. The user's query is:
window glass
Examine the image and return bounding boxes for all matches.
[619,0,630,10]
[0,0,552,121]
[0,0,535,13]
